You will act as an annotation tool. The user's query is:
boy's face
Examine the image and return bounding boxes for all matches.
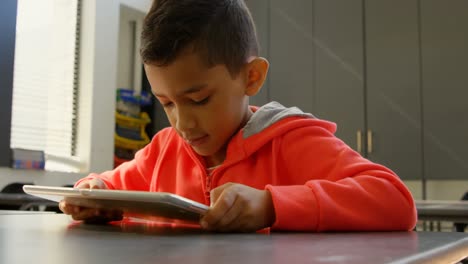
[145,51,253,167]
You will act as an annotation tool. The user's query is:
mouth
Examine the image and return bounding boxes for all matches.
[185,135,209,147]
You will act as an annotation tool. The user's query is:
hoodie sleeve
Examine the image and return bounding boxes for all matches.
[265,122,417,231]
[74,128,171,191]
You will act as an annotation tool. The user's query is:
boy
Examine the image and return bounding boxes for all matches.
[60,0,417,232]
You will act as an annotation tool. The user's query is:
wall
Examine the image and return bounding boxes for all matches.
[76,0,151,173]
[1,0,465,201]
[405,180,468,201]
[247,0,467,201]
[80,0,466,201]
[116,5,146,90]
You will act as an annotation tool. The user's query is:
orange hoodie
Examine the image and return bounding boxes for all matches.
[77,102,417,231]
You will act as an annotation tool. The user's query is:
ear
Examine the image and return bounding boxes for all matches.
[244,57,269,96]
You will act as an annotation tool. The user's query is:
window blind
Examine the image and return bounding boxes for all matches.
[10,0,80,171]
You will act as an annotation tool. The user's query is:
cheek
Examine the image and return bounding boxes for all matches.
[225,92,248,119]
[212,98,244,128]
[164,108,177,127]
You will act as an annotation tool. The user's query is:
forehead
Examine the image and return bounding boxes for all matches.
[144,51,231,95]
[146,51,207,82]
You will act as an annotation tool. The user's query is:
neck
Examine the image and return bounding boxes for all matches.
[203,105,254,167]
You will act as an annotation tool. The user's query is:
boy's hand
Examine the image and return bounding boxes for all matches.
[200,183,276,232]
[59,178,123,223]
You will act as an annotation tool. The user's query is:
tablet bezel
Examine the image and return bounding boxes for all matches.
[23,185,209,222]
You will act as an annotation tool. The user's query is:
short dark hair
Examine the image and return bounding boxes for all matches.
[140,0,259,77]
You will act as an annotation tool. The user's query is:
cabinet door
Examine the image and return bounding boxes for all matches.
[269,0,315,113]
[364,0,422,180]
[245,0,270,107]
[314,0,365,150]
[421,0,468,180]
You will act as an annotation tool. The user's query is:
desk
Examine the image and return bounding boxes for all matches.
[0,214,467,264]
[416,200,468,223]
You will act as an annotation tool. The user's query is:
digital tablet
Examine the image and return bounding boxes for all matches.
[23,185,209,222]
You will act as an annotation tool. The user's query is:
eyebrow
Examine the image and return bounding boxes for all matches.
[154,84,208,97]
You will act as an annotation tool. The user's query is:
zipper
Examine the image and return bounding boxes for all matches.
[186,149,212,205]
[204,166,220,205]
[205,174,212,204]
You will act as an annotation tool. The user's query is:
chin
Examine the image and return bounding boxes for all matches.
[191,146,214,157]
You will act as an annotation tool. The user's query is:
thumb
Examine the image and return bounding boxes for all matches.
[75,181,91,189]
[88,178,106,189]
[75,178,106,189]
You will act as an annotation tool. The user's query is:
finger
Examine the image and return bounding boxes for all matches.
[209,182,234,206]
[215,209,245,233]
[59,200,73,214]
[60,201,83,216]
[75,178,106,189]
[68,204,122,221]
[82,209,123,224]
[211,195,244,230]
[202,189,237,229]
[71,207,100,221]
[88,178,106,189]
[219,214,257,233]
[75,181,91,189]
[235,221,258,233]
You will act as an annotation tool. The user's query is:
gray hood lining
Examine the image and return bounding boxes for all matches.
[243,101,315,139]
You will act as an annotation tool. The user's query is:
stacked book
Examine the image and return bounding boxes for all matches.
[11,148,45,170]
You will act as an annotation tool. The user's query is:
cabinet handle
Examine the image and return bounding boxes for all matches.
[367,130,373,154]
[356,130,362,154]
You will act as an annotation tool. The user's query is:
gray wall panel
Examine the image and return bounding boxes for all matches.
[421,0,468,180]
[365,0,422,180]
[269,0,315,113]
[314,0,365,150]
[245,0,270,107]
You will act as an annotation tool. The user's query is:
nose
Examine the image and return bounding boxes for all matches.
[174,106,196,132]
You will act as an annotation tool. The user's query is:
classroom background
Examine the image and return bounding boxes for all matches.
[0,0,467,231]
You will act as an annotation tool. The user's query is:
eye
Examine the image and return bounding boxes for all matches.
[193,96,210,105]
[162,101,174,108]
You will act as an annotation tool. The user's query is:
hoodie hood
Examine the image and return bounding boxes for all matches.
[224,101,337,164]
[243,101,316,138]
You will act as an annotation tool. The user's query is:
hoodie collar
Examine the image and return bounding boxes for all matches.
[243,101,315,138]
